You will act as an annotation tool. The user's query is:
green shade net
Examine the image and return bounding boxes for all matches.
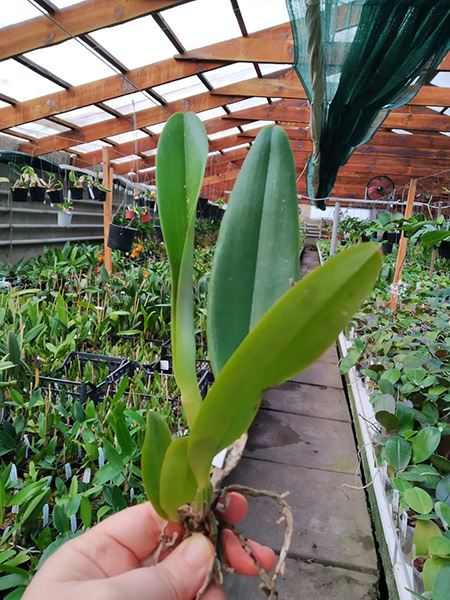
[286,0,450,209]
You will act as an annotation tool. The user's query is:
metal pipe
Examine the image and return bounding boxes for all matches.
[330,200,341,257]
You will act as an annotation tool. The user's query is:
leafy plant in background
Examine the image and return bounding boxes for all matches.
[140,112,382,595]
[8,164,46,190]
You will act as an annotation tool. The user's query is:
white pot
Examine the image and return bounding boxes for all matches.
[58,212,72,228]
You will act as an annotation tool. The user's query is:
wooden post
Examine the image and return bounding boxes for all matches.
[102,147,113,275]
[389,179,416,310]
[429,201,442,278]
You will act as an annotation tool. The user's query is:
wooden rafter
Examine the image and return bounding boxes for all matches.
[0,0,195,61]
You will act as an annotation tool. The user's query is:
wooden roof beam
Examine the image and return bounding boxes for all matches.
[0,0,196,61]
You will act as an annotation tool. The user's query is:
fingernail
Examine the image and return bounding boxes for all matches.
[215,495,230,513]
[182,534,214,569]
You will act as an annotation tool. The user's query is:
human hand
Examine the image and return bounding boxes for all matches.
[23,493,276,600]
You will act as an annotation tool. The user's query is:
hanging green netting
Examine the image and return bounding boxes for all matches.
[286,0,450,209]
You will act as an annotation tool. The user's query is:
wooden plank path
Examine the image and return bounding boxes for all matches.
[223,250,379,599]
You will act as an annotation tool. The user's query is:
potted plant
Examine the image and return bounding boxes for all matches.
[45,172,64,203]
[141,207,151,223]
[69,170,84,199]
[125,204,139,220]
[53,200,73,228]
[86,170,110,201]
[215,197,226,222]
[107,213,138,252]
[196,196,208,218]
[144,189,157,212]
[8,163,46,202]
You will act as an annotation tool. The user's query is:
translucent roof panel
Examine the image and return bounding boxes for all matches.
[392,129,413,135]
[0,131,29,144]
[258,63,293,76]
[24,39,113,86]
[59,106,114,127]
[0,0,41,27]
[107,130,148,144]
[142,149,157,157]
[152,76,208,103]
[242,120,276,131]
[163,0,241,51]
[0,60,64,102]
[0,100,11,109]
[238,0,289,34]
[431,72,450,87]
[223,143,251,152]
[204,63,258,89]
[197,107,227,121]
[111,155,141,165]
[441,131,450,137]
[427,106,444,112]
[51,0,87,7]
[89,16,178,70]
[69,140,112,154]
[227,98,268,112]
[148,122,166,135]
[103,91,159,115]
[209,128,240,140]
[10,119,70,139]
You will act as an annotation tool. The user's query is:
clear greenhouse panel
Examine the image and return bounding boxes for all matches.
[10,119,70,139]
[107,130,148,144]
[152,76,208,103]
[0,0,41,27]
[0,60,64,102]
[203,63,258,88]
[237,0,289,34]
[60,106,115,127]
[103,92,159,115]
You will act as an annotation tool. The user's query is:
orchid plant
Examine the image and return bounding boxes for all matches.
[140,112,382,594]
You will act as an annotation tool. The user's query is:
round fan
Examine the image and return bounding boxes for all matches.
[366,175,395,201]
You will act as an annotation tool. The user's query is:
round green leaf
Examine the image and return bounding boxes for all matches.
[429,536,450,558]
[436,502,450,528]
[412,520,442,557]
[403,487,433,514]
[424,557,450,592]
[432,564,450,600]
[412,427,441,464]
[436,476,450,506]
[385,436,411,471]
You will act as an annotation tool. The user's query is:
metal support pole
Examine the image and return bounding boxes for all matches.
[330,200,341,257]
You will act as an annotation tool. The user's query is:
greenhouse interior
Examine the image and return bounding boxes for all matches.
[0,1,450,599]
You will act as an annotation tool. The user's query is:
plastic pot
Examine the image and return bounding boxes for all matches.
[205,203,219,221]
[11,188,28,202]
[438,240,450,259]
[141,213,151,223]
[30,186,46,202]
[107,223,137,252]
[147,199,156,212]
[70,187,83,199]
[197,197,208,218]
[125,210,135,220]
[138,196,146,207]
[58,212,72,228]
[88,186,106,202]
[154,224,164,243]
[216,207,225,222]
[48,189,63,203]
[387,231,401,244]
[381,242,393,255]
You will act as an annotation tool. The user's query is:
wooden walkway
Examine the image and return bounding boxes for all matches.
[223,250,379,599]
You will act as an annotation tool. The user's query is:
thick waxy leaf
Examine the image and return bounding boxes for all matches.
[156,112,208,427]
[429,536,450,558]
[433,564,450,600]
[436,502,450,529]
[208,126,299,375]
[412,520,442,557]
[159,436,198,522]
[424,557,450,592]
[412,427,441,464]
[189,243,382,488]
[141,412,172,520]
[403,487,433,514]
[385,436,411,471]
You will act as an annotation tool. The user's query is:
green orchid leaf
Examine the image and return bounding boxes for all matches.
[412,427,441,464]
[385,436,411,471]
[428,536,450,558]
[436,502,450,529]
[159,436,198,523]
[207,126,299,375]
[156,112,208,427]
[189,242,382,490]
[141,412,172,520]
[413,520,442,557]
[423,557,450,592]
[403,487,433,515]
[433,564,450,600]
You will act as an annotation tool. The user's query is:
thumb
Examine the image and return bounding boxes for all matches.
[99,533,215,600]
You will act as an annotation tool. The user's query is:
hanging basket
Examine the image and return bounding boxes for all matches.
[48,189,63,203]
[70,187,84,199]
[58,212,72,228]
[197,197,208,218]
[30,186,46,202]
[154,224,164,243]
[146,199,156,212]
[107,223,137,252]
[438,240,450,260]
[11,188,28,202]
[88,186,106,202]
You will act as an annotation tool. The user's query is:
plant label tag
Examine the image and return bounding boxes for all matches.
[160,360,170,371]
[392,489,399,521]
[212,448,227,469]
[400,511,408,545]
[88,186,95,199]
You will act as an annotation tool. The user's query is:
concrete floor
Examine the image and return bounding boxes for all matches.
[223,250,379,599]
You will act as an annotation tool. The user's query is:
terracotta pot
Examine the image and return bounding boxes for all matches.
[141,213,151,223]
[125,210,135,220]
